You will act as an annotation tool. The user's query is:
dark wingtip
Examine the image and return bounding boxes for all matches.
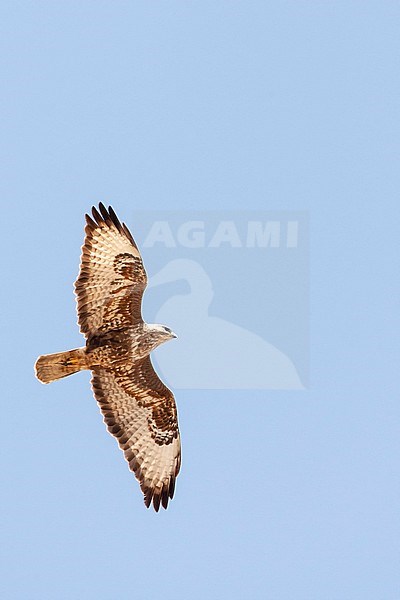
[98,202,110,223]
[90,204,135,241]
[86,203,139,254]
[143,484,173,511]
[153,493,161,512]
[91,205,103,225]
[85,213,97,228]
[122,222,137,248]
[168,477,176,500]
[144,487,153,509]
[161,484,170,510]
[108,205,125,234]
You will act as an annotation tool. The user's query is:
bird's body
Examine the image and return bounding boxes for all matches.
[35,204,181,511]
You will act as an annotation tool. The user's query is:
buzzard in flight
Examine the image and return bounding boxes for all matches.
[35,204,181,511]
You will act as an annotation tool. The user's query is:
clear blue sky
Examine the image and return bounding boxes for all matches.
[1,2,399,599]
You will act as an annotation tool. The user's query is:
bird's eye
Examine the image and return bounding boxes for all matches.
[164,327,171,333]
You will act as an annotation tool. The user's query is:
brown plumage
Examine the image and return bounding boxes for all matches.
[35,204,181,511]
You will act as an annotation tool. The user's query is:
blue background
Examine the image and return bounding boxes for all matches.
[1,2,399,599]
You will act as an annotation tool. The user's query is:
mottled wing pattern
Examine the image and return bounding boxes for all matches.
[75,203,147,337]
[91,356,181,511]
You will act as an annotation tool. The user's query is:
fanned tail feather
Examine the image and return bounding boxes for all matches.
[35,348,87,384]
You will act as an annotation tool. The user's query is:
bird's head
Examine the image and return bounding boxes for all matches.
[145,323,177,350]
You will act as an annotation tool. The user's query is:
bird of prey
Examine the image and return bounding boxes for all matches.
[35,204,181,511]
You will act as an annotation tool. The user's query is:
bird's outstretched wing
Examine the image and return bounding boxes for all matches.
[91,356,181,511]
[75,203,147,338]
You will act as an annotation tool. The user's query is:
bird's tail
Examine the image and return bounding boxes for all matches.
[35,348,88,384]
